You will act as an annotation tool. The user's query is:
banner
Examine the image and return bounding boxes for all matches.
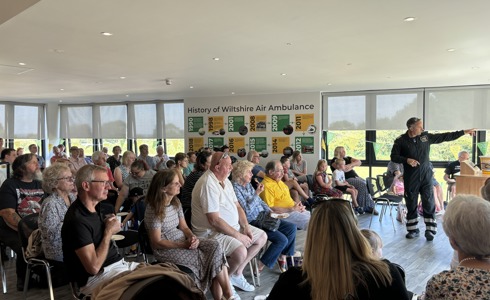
[326,131,335,145]
[478,141,488,156]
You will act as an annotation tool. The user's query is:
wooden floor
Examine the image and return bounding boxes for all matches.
[0,206,451,299]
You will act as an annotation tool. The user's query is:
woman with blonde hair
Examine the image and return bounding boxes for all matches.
[145,169,235,300]
[268,198,409,300]
[114,150,135,189]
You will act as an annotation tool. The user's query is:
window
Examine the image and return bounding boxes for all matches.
[327,131,366,160]
[429,130,473,162]
[375,130,405,160]
[135,139,158,156]
[103,139,129,154]
[69,138,95,156]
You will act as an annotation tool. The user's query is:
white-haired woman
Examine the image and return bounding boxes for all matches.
[422,195,490,299]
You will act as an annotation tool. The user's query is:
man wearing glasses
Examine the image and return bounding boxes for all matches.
[391,117,475,241]
[192,152,267,295]
[260,160,311,230]
[61,165,139,296]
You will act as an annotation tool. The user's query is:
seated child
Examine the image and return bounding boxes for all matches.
[332,158,363,214]
[166,159,176,169]
[391,175,405,196]
[360,229,383,259]
[280,156,312,204]
[312,159,343,198]
[121,187,146,257]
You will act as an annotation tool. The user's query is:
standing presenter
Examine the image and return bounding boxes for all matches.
[390,117,475,241]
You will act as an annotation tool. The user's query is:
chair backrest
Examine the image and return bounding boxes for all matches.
[381,172,394,190]
[376,174,388,193]
[365,177,379,197]
[138,220,153,263]
[305,174,314,191]
[18,213,39,249]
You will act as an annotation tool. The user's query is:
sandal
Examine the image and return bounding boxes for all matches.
[277,259,287,273]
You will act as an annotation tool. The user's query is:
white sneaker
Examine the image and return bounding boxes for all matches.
[229,282,241,300]
[230,274,255,292]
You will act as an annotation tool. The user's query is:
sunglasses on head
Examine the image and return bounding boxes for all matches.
[217,152,229,165]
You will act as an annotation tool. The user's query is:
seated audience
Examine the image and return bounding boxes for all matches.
[232,160,297,273]
[78,148,93,164]
[391,175,405,196]
[1,148,16,176]
[360,229,383,259]
[280,156,311,203]
[268,198,410,300]
[50,146,64,164]
[0,154,45,290]
[331,146,377,214]
[443,150,469,199]
[114,150,135,189]
[174,152,188,185]
[16,147,24,156]
[106,146,122,174]
[166,159,176,169]
[92,151,117,190]
[28,144,45,170]
[386,161,404,190]
[38,163,76,281]
[137,144,156,171]
[154,145,170,171]
[67,146,87,174]
[192,152,267,294]
[61,165,139,296]
[114,160,156,212]
[422,195,490,299]
[260,160,311,230]
[290,150,307,183]
[247,150,265,188]
[332,158,362,214]
[184,151,197,177]
[180,151,212,224]
[145,169,234,300]
[312,159,343,198]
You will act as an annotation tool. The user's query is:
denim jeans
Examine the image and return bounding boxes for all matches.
[259,220,296,269]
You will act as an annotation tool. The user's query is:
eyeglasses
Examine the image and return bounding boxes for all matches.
[90,180,111,186]
[217,152,229,165]
[57,176,75,182]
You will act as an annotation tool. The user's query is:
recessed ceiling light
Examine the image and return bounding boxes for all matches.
[59,100,63,103]
[101,32,113,36]
[231,92,235,95]
[327,83,332,86]
[281,73,287,76]
[18,62,26,66]
[447,48,456,52]
[213,57,220,61]
[189,86,194,89]
[59,88,64,91]
[472,66,480,70]
[404,17,416,22]
[120,76,126,79]
[50,49,65,53]
[125,95,130,97]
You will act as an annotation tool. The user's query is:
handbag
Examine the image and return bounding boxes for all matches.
[251,211,280,232]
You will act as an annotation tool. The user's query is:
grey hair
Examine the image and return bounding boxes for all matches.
[232,160,254,183]
[443,195,490,259]
[91,151,104,162]
[75,164,107,194]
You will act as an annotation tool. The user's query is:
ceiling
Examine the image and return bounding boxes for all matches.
[1,0,490,104]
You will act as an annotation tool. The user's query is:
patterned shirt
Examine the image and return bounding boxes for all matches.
[232,182,270,223]
[423,266,490,299]
[38,192,76,261]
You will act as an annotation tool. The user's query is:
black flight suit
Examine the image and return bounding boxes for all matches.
[391,130,464,234]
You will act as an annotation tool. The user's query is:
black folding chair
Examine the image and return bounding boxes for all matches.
[366,177,403,231]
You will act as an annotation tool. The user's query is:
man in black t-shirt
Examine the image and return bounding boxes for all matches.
[0,154,44,290]
[62,165,139,296]
[444,151,469,199]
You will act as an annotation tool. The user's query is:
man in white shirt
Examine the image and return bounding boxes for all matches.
[192,152,267,294]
